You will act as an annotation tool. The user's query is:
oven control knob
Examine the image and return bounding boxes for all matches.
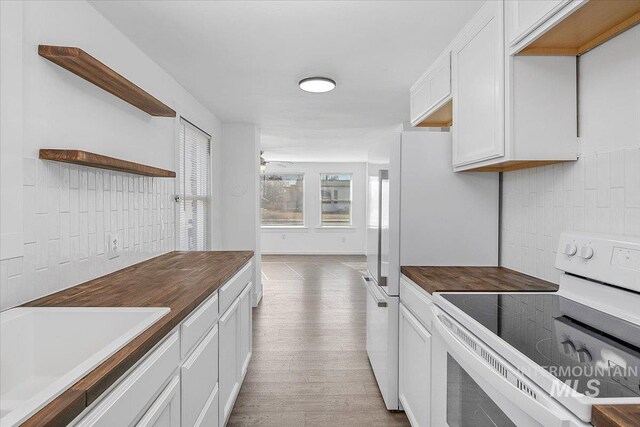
[577,348,592,364]
[579,246,594,260]
[561,340,576,355]
[563,243,578,257]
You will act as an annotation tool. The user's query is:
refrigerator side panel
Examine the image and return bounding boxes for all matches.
[400,131,499,266]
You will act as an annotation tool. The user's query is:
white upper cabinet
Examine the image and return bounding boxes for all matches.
[408,0,580,172]
[506,0,570,47]
[451,1,505,168]
[410,51,452,127]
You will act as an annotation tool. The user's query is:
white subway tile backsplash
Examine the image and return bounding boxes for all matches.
[584,155,597,190]
[47,163,59,188]
[610,150,625,188]
[7,257,22,277]
[501,149,640,284]
[35,215,48,270]
[70,186,80,234]
[0,159,175,311]
[69,166,79,189]
[60,212,70,263]
[596,152,610,207]
[626,208,640,236]
[23,158,36,186]
[79,212,88,259]
[88,170,96,190]
[625,148,640,208]
[23,186,37,244]
[47,189,60,239]
[611,188,625,235]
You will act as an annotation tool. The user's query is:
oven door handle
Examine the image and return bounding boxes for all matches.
[362,276,387,307]
[431,307,576,427]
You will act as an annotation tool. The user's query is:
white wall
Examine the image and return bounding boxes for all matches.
[501,25,640,284]
[261,162,367,255]
[0,0,223,310]
[221,124,261,304]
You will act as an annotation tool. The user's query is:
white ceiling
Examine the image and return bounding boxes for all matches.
[90,0,482,162]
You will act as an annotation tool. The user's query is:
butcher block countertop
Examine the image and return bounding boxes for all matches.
[592,405,640,427]
[21,250,253,427]
[402,265,640,427]
[401,266,559,294]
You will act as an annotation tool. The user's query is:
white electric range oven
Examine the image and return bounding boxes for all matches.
[430,232,640,426]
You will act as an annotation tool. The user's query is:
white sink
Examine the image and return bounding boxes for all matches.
[0,307,170,426]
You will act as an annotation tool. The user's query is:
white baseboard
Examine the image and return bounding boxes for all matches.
[261,251,366,256]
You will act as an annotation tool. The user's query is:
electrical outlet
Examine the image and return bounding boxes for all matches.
[108,233,120,259]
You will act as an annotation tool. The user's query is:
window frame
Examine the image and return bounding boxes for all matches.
[175,117,212,251]
[318,172,353,228]
[260,172,306,228]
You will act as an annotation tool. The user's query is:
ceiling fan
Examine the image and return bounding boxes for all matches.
[260,151,294,172]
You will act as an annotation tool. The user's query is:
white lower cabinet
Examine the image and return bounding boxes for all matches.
[238,283,253,379]
[76,332,181,427]
[181,325,219,427]
[219,282,253,426]
[219,297,240,426]
[399,303,431,427]
[73,259,254,427]
[136,375,181,427]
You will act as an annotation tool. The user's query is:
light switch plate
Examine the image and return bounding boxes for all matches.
[107,233,120,259]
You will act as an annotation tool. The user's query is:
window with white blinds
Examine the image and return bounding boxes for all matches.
[178,118,211,251]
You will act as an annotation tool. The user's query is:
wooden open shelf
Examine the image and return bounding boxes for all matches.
[38,45,176,117]
[518,0,640,56]
[462,159,575,173]
[416,99,453,128]
[40,149,176,177]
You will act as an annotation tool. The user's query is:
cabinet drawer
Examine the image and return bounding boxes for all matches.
[194,385,218,427]
[136,375,180,427]
[181,291,219,358]
[77,332,180,427]
[181,325,219,427]
[400,276,433,332]
[219,261,253,315]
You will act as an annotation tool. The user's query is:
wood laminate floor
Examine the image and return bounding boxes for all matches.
[228,255,410,426]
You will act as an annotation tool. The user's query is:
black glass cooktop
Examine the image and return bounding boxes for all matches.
[441,293,640,399]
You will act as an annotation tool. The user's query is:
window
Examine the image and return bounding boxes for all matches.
[177,118,211,250]
[320,173,352,226]
[261,173,304,226]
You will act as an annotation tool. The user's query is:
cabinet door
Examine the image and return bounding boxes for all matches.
[451,0,505,167]
[506,0,569,46]
[136,376,180,427]
[410,81,429,125]
[410,52,451,126]
[426,53,451,113]
[181,325,219,427]
[399,304,431,427]
[238,283,253,380]
[218,298,240,426]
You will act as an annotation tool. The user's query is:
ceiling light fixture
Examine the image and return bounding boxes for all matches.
[299,77,336,93]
